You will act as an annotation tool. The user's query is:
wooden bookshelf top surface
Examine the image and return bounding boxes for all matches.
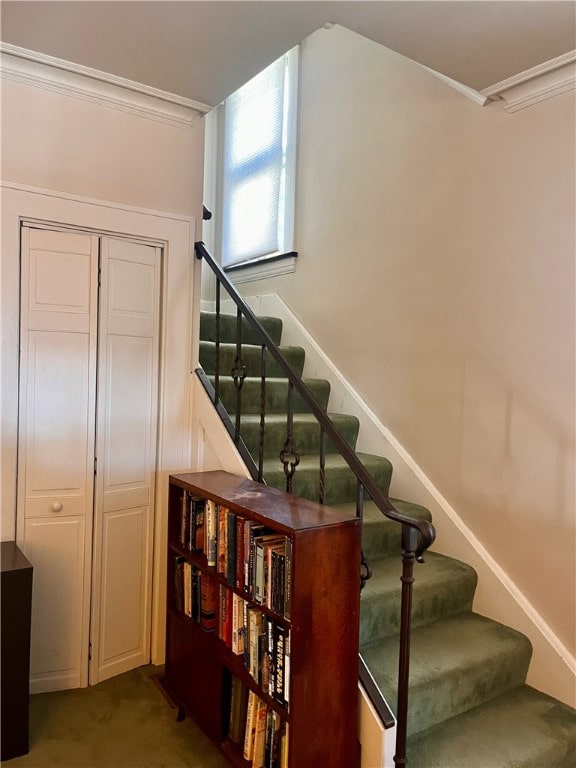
[170,471,360,533]
[1,541,33,573]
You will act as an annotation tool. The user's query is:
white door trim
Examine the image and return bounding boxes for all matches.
[1,180,196,670]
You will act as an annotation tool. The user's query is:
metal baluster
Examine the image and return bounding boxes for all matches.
[394,524,418,768]
[231,307,247,446]
[280,380,300,493]
[357,481,372,589]
[258,345,266,483]
[318,426,326,505]
[214,280,221,406]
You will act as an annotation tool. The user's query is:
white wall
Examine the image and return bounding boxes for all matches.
[236,26,576,659]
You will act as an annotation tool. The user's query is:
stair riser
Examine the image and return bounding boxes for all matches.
[200,311,283,346]
[359,556,477,645]
[200,341,305,378]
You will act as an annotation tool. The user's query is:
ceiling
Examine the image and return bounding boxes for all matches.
[1,1,575,107]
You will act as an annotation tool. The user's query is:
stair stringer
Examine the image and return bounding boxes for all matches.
[231,293,576,709]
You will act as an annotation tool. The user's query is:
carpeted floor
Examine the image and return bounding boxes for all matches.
[2,665,229,768]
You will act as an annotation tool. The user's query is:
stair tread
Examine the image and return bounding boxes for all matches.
[361,612,533,736]
[360,552,477,643]
[407,685,576,768]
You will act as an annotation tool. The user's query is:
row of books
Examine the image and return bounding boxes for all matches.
[227,677,289,768]
[219,586,290,709]
[173,557,217,631]
[178,491,292,618]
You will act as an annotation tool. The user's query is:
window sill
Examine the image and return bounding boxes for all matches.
[224,252,297,284]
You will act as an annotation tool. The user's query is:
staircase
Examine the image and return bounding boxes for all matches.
[199,308,576,768]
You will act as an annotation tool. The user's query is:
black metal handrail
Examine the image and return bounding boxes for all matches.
[195,240,436,767]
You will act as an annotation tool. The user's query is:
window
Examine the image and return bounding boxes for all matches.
[220,47,298,270]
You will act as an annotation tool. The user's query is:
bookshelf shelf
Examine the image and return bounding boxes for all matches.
[162,470,361,768]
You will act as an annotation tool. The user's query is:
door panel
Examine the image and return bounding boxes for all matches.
[99,507,149,672]
[23,331,92,517]
[24,516,86,693]
[91,237,161,684]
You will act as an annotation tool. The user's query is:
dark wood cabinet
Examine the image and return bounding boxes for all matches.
[162,470,361,768]
[1,541,33,761]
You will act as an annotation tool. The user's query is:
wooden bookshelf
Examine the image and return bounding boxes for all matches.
[162,470,361,768]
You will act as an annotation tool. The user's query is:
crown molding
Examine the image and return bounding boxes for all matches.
[481,49,576,113]
[419,64,489,106]
[0,42,212,127]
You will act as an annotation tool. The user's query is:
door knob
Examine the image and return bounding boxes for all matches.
[51,501,63,513]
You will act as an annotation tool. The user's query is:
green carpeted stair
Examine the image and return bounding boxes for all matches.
[199,310,576,768]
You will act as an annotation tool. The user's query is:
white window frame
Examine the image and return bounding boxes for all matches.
[206,47,299,282]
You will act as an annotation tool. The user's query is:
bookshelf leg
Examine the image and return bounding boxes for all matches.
[176,705,186,722]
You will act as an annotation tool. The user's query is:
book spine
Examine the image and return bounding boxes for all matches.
[179,489,188,546]
[226,510,236,587]
[254,542,265,604]
[231,592,245,656]
[191,497,205,552]
[243,690,258,761]
[252,698,268,768]
[205,499,217,567]
[183,561,192,617]
[283,537,292,619]
[235,515,245,591]
[217,505,227,577]
[174,556,185,612]
[199,572,218,631]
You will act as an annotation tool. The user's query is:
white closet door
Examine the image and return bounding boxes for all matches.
[90,237,161,684]
[17,227,99,693]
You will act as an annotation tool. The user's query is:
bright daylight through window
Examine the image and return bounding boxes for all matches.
[221,47,298,269]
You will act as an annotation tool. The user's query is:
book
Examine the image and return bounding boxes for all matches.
[231,592,246,655]
[228,676,248,744]
[248,607,263,681]
[280,722,289,768]
[252,698,268,768]
[174,556,185,612]
[190,496,205,552]
[271,549,285,615]
[226,510,237,586]
[199,572,218,631]
[204,499,218,566]
[265,710,282,768]
[183,561,192,617]
[283,632,290,708]
[217,505,228,577]
[243,690,258,761]
[235,515,245,591]
[283,537,292,619]
[273,624,289,707]
[180,489,189,547]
